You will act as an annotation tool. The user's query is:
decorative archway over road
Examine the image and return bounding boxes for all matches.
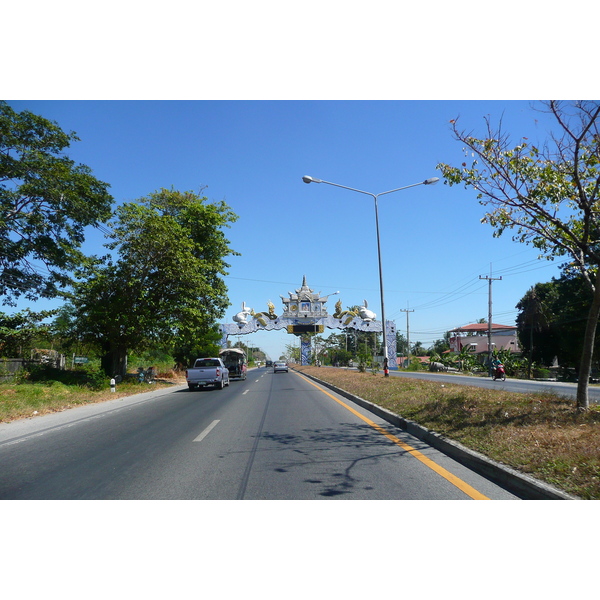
[219,276,397,368]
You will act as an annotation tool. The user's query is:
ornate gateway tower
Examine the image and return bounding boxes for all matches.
[219,276,397,368]
[281,276,334,333]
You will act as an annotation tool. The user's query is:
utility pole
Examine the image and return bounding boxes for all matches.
[479,267,502,375]
[399,306,414,368]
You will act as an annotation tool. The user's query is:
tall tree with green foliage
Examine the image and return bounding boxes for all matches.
[0,101,113,304]
[70,188,239,376]
[516,274,599,375]
[429,333,450,356]
[438,101,600,410]
[516,283,557,377]
[0,308,55,357]
[171,326,223,368]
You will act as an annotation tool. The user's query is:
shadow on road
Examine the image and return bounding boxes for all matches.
[254,422,430,498]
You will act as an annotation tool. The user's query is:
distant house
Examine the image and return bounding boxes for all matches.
[396,356,430,368]
[449,322,521,354]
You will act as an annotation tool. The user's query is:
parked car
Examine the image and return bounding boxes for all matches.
[273,361,288,373]
[186,358,230,390]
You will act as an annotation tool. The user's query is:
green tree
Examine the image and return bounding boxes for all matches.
[516,283,557,377]
[284,341,301,364]
[396,331,409,357]
[171,326,223,368]
[516,273,599,376]
[0,101,113,303]
[438,101,600,410]
[318,332,353,366]
[456,344,478,372]
[429,332,450,355]
[0,308,55,357]
[49,303,83,356]
[411,340,425,356]
[71,188,239,376]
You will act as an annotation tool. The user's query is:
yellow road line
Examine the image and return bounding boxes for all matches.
[297,374,490,500]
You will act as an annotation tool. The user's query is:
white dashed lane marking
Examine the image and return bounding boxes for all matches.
[193,420,220,443]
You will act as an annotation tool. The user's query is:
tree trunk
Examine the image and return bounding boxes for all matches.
[576,269,600,410]
[101,346,128,377]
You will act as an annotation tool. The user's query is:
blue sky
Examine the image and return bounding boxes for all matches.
[7,100,568,359]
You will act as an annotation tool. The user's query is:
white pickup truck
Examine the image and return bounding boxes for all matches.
[186,358,230,390]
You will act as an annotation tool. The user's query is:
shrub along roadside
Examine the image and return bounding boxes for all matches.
[295,366,600,500]
[24,364,107,390]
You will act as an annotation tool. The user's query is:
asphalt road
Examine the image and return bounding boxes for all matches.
[0,368,520,500]
[385,369,600,402]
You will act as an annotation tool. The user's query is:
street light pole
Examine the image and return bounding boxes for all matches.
[302,175,439,376]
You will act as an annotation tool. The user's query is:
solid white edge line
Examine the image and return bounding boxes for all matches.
[193,419,220,442]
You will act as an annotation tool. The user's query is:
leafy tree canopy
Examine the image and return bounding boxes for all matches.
[0,308,56,357]
[0,101,113,304]
[516,272,597,370]
[70,188,239,375]
[438,101,600,277]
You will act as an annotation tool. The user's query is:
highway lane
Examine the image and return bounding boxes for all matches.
[0,368,519,499]
[385,369,600,402]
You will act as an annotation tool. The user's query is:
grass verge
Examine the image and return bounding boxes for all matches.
[0,375,185,423]
[295,366,600,499]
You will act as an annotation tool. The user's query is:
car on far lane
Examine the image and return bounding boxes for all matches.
[273,361,288,373]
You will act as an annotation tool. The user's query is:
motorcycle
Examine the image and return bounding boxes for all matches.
[492,363,506,381]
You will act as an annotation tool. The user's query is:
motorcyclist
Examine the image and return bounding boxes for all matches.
[491,357,505,380]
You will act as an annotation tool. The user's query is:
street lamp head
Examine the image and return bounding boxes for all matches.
[302,175,322,184]
[423,177,440,185]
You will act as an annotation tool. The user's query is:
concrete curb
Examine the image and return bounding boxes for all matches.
[297,369,578,500]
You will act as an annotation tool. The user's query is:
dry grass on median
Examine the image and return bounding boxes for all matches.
[295,366,600,499]
[0,377,185,423]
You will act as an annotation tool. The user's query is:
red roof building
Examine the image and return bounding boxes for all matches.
[448,322,521,354]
